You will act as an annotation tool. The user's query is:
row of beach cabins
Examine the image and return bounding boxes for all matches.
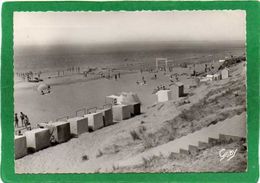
[15,92,141,159]
[155,67,230,103]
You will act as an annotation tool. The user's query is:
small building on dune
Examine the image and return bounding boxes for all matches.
[120,92,141,116]
[156,90,172,102]
[112,104,132,121]
[221,68,230,79]
[106,92,141,116]
[105,95,122,105]
[170,82,184,98]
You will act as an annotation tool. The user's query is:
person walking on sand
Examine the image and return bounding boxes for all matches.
[14,113,19,128]
[20,112,25,127]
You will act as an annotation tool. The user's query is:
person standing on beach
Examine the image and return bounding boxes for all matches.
[24,115,31,130]
[20,112,25,127]
[205,64,208,72]
[14,113,19,128]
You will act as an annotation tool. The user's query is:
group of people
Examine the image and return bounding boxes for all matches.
[204,64,215,73]
[16,71,42,81]
[114,72,121,80]
[136,76,147,85]
[152,85,168,94]
[14,112,31,130]
[57,66,81,77]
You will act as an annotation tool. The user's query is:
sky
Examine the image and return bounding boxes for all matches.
[14,11,246,47]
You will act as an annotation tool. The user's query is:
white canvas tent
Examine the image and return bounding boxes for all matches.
[119,92,141,105]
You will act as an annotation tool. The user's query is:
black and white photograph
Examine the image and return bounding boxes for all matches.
[14,11,247,173]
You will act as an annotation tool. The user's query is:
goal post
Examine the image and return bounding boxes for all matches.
[156,58,168,71]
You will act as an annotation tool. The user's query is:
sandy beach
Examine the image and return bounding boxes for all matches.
[14,56,226,128]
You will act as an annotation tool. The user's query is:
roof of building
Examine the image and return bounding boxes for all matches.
[156,90,171,95]
[106,94,120,98]
[174,82,184,87]
[222,67,230,71]
[206,74,214,78]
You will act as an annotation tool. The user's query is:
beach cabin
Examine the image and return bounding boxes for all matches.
[119,92,141,117]
[24,128,51,152]
[221,68,229,79]
[155,90,172,102]
[112,104,132,121]
[67,116,88,137]
[47,121,71,143]
[170,82,184,99]
[15,135,27,159]
[105,95,122,105]
[128,103,141,117]
[97,107,113,126]
[84,111,103,131]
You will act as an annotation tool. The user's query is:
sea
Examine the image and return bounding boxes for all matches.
[14,42,245,73]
